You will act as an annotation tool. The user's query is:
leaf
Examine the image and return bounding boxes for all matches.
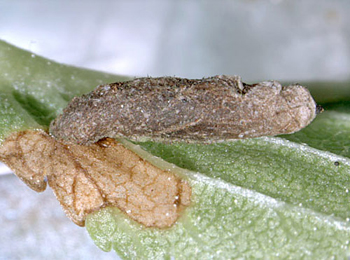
[86,89,350,257]
[0,40,129,143]
[281,111,350,158]
[1,40,350,258]
[0,130,191,228]
[86,135,350,259]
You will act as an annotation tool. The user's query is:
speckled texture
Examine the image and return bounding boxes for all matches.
[0,130,191,228]
[50,75,318,145]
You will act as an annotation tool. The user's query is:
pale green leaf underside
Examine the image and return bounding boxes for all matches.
[1,40,350,259]
[86,135,350,259]
[138,134,350,221]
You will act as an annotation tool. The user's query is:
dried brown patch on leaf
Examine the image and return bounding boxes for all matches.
[0,130,191,228]
[0,131,48,192]
[50,75,319,145]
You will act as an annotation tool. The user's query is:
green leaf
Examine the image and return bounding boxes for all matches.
[281,111,350,158]
[136,136,350,221]
[1,40,350,258]
[0,40,129,143]
[86,135,350,259]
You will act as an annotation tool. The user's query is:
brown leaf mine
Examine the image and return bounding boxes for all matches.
[50,75,319,145]
[0,130,191,228]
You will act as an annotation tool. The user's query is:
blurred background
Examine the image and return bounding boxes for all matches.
[1,0,350,81]
[0,0,349,259]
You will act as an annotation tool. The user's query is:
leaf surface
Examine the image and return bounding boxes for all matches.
[0,40,128,143]
[0,40,350,259]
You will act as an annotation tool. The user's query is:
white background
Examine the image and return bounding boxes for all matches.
[1,0,349,81]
